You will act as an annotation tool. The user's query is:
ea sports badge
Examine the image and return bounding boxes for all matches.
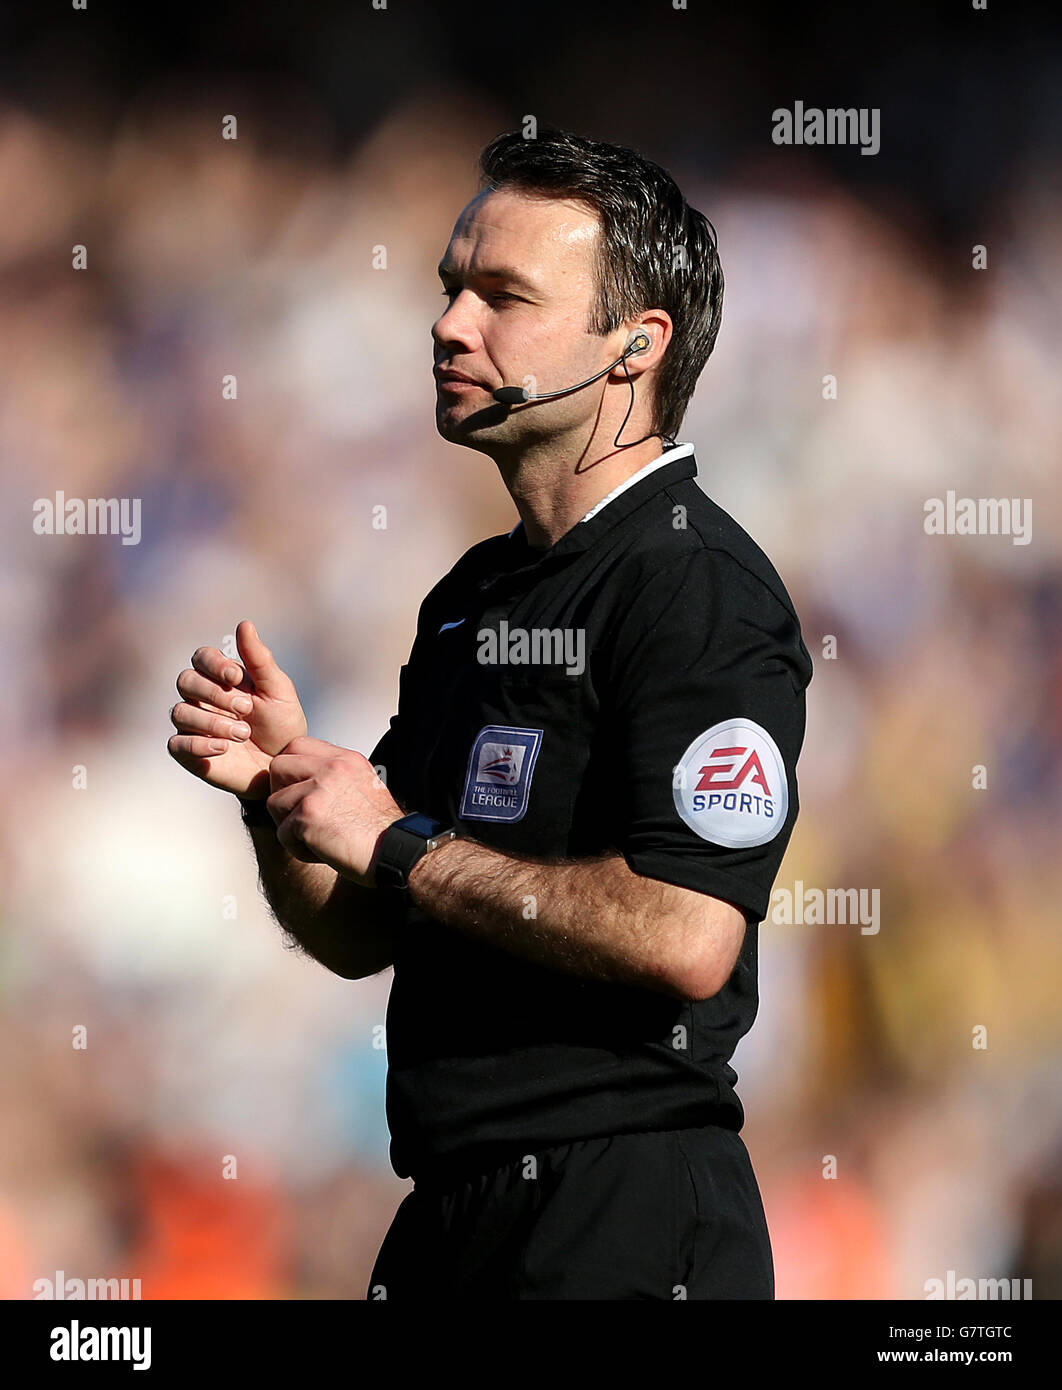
[673,718,788,848]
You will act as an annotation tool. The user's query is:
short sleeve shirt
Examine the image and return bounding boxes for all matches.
[368,444,813,1182]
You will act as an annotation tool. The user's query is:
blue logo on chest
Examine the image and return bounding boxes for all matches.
[460,725,543,823]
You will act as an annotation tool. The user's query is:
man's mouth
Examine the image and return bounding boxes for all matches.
[434,368,487,391]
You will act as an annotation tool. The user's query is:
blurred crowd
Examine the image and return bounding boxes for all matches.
[0,78,1060,1299]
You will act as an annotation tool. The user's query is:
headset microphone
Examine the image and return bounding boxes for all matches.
[493,384,542,406]
[492,330,651,406]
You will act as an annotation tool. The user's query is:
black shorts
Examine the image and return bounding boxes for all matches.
[367,1125,774,1300]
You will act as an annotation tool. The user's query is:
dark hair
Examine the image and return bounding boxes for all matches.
[477,127,723,441]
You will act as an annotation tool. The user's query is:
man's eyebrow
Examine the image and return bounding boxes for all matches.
[437,262,541,294]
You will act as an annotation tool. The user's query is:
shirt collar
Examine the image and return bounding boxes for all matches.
[576,441,695,523]
[477,442,698,594]
[506,441,697,559]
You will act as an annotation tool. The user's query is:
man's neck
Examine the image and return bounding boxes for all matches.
[491,433,672,549]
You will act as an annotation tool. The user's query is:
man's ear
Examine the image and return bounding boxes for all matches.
[619,312,672,376]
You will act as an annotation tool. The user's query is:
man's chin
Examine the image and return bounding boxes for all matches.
[436,400,512,440]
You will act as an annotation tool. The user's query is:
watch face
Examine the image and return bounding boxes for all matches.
[400,812,449,839]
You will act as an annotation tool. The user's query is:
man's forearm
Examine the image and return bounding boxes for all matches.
[405,836,703,999]
[243,817,401,979]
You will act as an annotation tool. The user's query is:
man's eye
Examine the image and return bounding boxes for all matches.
[439,287,520,303]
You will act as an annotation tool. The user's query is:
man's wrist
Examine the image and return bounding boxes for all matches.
[405,832,465,898]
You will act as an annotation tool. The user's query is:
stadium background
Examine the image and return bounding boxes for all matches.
[1,1,1060,1298]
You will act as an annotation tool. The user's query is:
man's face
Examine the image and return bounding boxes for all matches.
[432,187,615,449]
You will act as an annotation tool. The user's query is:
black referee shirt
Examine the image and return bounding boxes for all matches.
[369,444,813,1182]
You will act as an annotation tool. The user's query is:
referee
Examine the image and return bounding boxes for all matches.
[167,128,812,1300]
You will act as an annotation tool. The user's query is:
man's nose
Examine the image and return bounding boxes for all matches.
[432,292,480,354]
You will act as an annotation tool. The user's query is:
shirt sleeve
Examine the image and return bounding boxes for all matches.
[366,629,431,815]
[602,545,812,925]
[368,631,434,813]
[364,541,492,814]
[367,686,407,811]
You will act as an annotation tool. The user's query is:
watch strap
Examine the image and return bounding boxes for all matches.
[372,813,458,890]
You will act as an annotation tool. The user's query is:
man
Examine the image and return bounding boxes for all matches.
[167,128,813,1300]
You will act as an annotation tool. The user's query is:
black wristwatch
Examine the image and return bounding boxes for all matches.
[371,812,459,890]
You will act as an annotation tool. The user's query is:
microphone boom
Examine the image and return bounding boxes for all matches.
[491,331,650,407]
